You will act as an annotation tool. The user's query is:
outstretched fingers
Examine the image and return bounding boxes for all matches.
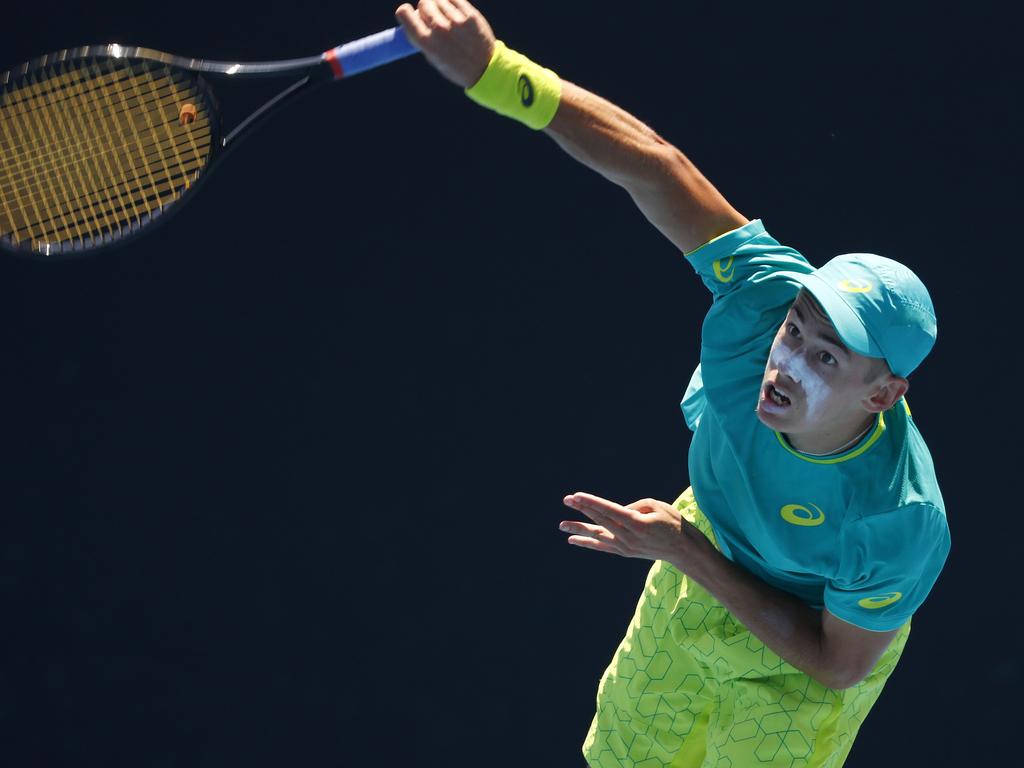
[561,492,640,557]
[560,521,623,554]
[560,520,614,540]
[565,492,639,530]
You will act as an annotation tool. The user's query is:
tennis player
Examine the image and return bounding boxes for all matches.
[395,3,950,766]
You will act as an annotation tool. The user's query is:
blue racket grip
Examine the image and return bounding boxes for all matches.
[324,27,419,78]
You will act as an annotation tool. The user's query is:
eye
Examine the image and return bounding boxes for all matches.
[786,323,801,338]
[819,351,837,366]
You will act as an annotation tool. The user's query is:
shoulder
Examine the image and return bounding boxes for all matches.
[838,400,945,515]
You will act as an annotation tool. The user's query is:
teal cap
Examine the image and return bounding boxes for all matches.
[772,254,937,377]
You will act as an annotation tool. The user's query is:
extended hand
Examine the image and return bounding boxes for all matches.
[560,492,708,567]
[395,0,496,88]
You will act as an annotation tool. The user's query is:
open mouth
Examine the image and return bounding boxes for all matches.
[766,382,792,407]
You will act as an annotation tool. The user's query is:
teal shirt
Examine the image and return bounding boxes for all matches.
[681,219,950,631]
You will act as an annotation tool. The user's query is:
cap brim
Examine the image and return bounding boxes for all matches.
[767,271,884,359]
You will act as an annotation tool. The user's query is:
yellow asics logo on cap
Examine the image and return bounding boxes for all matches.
[857,592,902,609]
[837,278,873,293]
[780,503,825,527]
[713,257,735,283]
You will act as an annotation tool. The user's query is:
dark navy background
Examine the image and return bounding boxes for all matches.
[2,2,1015,765]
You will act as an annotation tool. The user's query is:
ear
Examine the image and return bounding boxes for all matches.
[863,375,909,413]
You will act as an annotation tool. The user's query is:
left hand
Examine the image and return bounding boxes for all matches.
[560,492,706,566]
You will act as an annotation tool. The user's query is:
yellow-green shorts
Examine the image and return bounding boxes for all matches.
[582,487,910,768]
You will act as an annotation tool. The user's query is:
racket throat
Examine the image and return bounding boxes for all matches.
[221,75,316,149]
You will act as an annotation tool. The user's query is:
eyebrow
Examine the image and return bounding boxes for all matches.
[792,301,851,358]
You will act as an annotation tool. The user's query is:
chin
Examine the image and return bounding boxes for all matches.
[756,403,785,430]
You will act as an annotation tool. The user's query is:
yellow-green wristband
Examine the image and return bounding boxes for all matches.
[465,40,562,130]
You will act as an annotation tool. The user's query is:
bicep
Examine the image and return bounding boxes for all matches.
[821,608,902,689]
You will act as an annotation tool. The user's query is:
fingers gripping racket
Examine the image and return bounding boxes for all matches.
[0,27,419,259]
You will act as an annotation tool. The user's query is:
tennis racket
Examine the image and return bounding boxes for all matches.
[0,26,420,259]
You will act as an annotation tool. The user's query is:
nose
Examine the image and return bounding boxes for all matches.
[778,364,799,386]
[773,345,804,385]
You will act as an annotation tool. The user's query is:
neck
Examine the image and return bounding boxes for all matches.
[786,413,877,456]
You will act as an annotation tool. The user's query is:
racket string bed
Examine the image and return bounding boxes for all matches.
[4,61,141,241]
[1,56,213,254]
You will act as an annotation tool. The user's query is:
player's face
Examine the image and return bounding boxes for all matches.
[756,291,893,436]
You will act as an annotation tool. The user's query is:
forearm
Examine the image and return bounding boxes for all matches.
[675,528,846,689]
[543,80,746,253]
[542,80,673,190]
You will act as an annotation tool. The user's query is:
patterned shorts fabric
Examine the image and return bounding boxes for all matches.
[582,487,911,768]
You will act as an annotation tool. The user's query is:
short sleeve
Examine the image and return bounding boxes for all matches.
[684,219,813,301]
[825,503,951,632]
[685,220,813,389]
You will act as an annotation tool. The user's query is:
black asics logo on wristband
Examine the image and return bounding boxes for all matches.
[518,74,534,107]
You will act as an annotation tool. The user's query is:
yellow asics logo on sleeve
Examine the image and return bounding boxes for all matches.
[857,592,902,609]
[713,257,735,283]
[780,503,825,527]
[837,278,873,293]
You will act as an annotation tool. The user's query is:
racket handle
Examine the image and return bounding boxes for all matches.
[324,27,419,79]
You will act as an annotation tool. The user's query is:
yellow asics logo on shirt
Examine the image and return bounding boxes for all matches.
[837,278,873,293]
[857,592,903,609]
[780,503,825,527]
[713,257,735,283]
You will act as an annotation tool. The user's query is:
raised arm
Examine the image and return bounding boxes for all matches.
[395,0,748,254]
